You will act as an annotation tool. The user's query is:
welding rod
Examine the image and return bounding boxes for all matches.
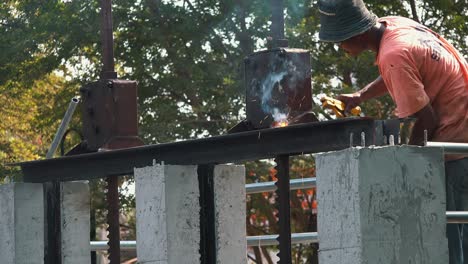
[46,97,80,159]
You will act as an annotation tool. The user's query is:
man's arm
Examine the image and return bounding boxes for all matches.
[408,103,438,145]
[337,76,388,112]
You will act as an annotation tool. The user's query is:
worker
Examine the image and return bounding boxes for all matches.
[317,0,468,263]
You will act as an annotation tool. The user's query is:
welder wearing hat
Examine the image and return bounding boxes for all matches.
[318,0,468,263]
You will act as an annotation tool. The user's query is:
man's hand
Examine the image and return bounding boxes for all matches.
[337,76,388,113]
[337,93,362,113]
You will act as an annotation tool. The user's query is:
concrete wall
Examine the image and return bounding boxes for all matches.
[61,182,90,264]
[315,146,448,264]
[135,164,247,264]
[0,183,44,264]
[135,165,200,264]
[213,165,247,264]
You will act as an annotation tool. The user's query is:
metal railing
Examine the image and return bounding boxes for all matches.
[246,178,316,194]
[90,141,468,251]
[426,142,468,154]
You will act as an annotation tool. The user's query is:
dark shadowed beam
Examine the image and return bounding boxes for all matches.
[16,118,378,182]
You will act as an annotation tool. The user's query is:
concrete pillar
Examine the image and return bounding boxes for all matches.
[213,165,247,264]
[135,164,200,264]
[0,183,44,264]
[315,146,448,264]
[60,182,90,264]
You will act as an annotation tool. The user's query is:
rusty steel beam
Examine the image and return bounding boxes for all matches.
[100,0,117,79]
[16,118,378,182]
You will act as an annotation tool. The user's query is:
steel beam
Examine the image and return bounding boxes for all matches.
[16,118,377,182]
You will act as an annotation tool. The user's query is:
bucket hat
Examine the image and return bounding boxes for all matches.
[318,0,378,42]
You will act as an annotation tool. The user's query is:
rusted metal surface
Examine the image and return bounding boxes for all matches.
[80,80,144,152]
[100,0,117,79]
[275,155,292,263]
[106,176,120,264]
[17,118,380,182]
[244,48,314,129]
[270,0,288,48]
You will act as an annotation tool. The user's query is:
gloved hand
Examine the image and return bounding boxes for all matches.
[337,93,362,114]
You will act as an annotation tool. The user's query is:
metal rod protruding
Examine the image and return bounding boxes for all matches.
[389,135,395,146]
[349,132,354,147]
[46,97,80,159]
[424,130,428,146]
[100,0,117,79]
[361,132,366,147]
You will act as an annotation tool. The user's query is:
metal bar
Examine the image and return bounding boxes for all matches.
[90,241,137,251]
[89,232,319,252]
[89,210,468,252]
[198,165,216,264]
[246,178,316,194]
[100,0,117,79]
[17,118,377,182]
[447,212,468,223]
[248,232,318,247]
[106,177,120,263]
[275,155,291,263]
[46,97,80,158]
[426,142,468,154]
[270,0,287,47]
[43,181,61,264]
[89,212,468,252]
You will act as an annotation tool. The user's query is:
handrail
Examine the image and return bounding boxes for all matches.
[246,178,316,194]
[426,142,468,154]
[89,211,468,252]
[90,233,319,251]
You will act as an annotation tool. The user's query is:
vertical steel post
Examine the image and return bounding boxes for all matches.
[275,155,292,263]
[106,176,120,263]
[43,181,61,264]
[198,164,216,264]
[100,0,117,79]
[270,0,288,48]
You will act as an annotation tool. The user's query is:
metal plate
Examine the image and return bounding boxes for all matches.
[245,48,313,129]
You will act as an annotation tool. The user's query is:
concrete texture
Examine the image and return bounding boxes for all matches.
[135,165,200,264]
[315,146,448,264]
[213,165,247,264]
[0,183,44,264]
[60,182,90,264]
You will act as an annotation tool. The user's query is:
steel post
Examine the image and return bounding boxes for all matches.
[106,176,120,263]
[275,155,291,263]
[100,0,117,79]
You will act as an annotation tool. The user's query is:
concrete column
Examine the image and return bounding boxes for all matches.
[135,164,200,264]
[315,146,448,264]
[0,183,44,264]
[213,165,247,264]
[60,182,90,264]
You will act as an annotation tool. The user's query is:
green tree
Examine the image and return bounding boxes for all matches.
[1,1,467,263]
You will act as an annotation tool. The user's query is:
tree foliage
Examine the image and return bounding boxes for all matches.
[1,0,467,262]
